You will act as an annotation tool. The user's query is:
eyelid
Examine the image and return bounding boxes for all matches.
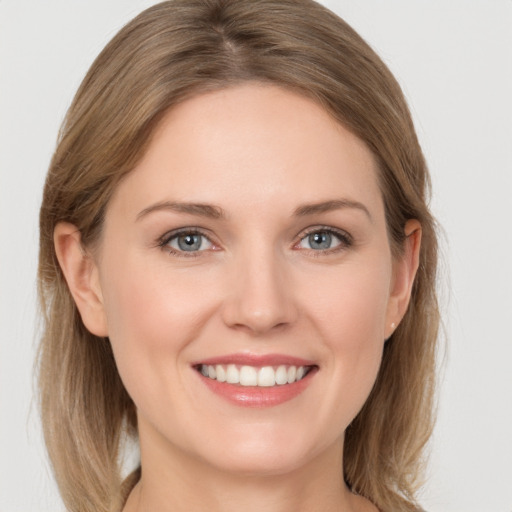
[156,224,353,257]
[158,227,219,257]
[294,225,353,252]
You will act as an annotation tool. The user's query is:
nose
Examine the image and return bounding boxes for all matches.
[221,247,298,335]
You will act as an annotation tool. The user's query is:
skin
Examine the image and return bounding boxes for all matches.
[55,83,421,512]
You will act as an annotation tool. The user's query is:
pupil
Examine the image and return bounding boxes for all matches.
[310,232,331,249]
[178,234,201,251]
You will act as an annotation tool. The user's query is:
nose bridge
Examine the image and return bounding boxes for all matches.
[222,236,297,334]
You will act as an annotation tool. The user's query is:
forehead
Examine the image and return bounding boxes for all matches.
[108,83,384,222]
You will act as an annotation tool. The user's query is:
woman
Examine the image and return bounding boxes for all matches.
[38,0,439,511]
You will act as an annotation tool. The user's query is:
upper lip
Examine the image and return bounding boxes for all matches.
[191,353,317,367]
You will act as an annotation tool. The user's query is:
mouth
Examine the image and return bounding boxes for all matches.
[192,354,318,407]
[194,363,315,387]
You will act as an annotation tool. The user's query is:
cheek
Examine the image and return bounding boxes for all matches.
[300,260,391,420]
[305,260,391,347]
[102,255,212,342]
[98,257,217,399]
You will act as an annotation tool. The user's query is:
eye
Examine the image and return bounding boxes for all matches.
[161,230,214,255]
[296,227,352,252]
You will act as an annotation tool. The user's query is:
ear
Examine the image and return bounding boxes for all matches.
[385,219,422,339]
[53,222,109,337]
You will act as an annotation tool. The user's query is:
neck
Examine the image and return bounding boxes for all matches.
[123,431,376,512]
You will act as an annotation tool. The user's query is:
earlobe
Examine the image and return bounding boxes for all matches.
[385,219,422,338]
[53,222,109,337]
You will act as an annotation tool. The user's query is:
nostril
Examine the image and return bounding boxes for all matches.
[220,263,299,334]
[223,301,297,334]
[230,319,291,336]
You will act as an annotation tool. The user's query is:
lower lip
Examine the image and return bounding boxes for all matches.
[197,369,317,408]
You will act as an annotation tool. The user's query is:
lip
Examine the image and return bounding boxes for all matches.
[192,353,318,408]
[191,353,316,368]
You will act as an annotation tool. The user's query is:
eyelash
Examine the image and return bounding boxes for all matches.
[158,226,353,258]
[296,226,353,256]
[158,228,215,258]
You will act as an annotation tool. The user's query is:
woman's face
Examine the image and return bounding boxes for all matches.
[83,84,414,476]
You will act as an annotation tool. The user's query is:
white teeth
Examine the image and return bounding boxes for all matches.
[216,364,226,382]
[258,366,276,387]
[240,366,258,386]
[226,364,240,384]
[199,363,311,386]
[275,365,288,385]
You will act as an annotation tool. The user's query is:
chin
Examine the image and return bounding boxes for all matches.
[193,425,333,478]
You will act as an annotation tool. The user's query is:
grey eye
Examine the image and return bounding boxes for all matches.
[169,233,212,252]
[308,232,333,250]
[298,230,344,251]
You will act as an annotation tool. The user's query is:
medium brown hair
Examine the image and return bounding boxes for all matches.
[38,1,439,510]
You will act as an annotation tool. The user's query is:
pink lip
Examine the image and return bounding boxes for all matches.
[191,353,316,368]
[192,353,318,408]
[198,370,316,407]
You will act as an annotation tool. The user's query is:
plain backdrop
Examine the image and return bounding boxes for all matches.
[1,1,511,511]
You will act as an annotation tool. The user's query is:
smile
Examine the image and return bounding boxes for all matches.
[196,364,313,387]
[193,355,318,407]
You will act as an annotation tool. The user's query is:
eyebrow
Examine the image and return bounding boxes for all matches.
[293,199,372,221]
[136,201,226,221]
[136,198,372,222]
